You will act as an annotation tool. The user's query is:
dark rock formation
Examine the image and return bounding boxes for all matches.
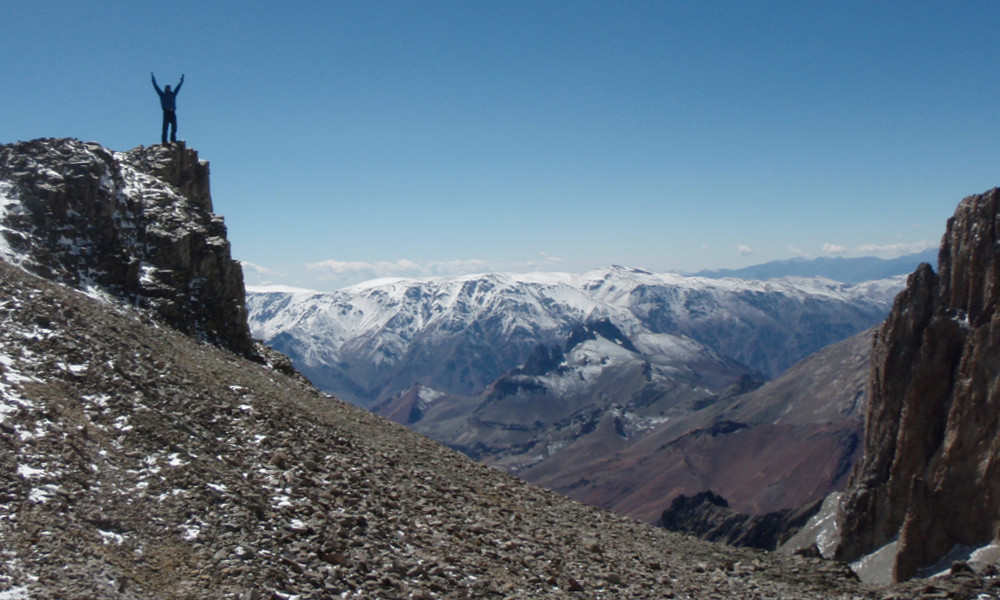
[658,491,825,552]
[836,187,1000,582]
[514,344,566,377]
[564,318,639,354]
[0,138,253,356]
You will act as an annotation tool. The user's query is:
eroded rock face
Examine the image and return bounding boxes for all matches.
[836,188,1000,581]
[0,138,253,356]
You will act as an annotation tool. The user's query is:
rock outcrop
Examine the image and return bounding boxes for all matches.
[658,491,826,552]
[0,138,253,356]
[836,187,1000,581]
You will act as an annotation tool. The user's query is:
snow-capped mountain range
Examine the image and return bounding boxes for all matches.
[246,266,905,408]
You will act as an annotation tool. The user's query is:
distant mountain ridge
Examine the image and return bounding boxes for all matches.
[693,250,938,283]
[246,269,904,409]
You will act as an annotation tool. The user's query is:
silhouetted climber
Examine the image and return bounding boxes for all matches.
[151,72,184,144]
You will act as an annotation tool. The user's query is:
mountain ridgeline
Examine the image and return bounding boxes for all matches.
[246,270,902,409]
[694,250,939,282]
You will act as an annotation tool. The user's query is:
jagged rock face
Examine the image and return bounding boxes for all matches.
[0,138,253,356]
[836,188,1000,582]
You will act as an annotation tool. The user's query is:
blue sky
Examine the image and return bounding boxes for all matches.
[3,2,999,290]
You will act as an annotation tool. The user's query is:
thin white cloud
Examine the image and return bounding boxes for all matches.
[425,259,492,276]
[306,258,429,281]
[305,253,564,282]
[822,243,847,254]
[787,245,806,257]
[240,261,287,285]
[306,257,518,282]
[306,259,420,276]
[301,253,568,289]
[737,245,753,256]
[507,252,563,271]
[854,240,936,257]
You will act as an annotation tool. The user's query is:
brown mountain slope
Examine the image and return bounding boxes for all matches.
[522,327,873,522]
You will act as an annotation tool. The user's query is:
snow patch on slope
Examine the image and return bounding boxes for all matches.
[0,182,23,263]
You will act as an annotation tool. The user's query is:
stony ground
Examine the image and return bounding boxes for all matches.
[0,260,998,599]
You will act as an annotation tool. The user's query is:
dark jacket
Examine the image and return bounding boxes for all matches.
[152,75,183,111]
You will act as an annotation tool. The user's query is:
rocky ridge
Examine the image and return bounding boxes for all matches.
[0,138,253,356]
[835,187,1000,582]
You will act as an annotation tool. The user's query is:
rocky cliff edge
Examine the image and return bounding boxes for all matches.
[836,187,1000,581]
[0,138,253,356]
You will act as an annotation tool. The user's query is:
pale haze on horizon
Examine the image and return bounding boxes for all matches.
[2,1,996,291]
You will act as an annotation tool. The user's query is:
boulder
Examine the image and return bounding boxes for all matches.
[659,491,823,551]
